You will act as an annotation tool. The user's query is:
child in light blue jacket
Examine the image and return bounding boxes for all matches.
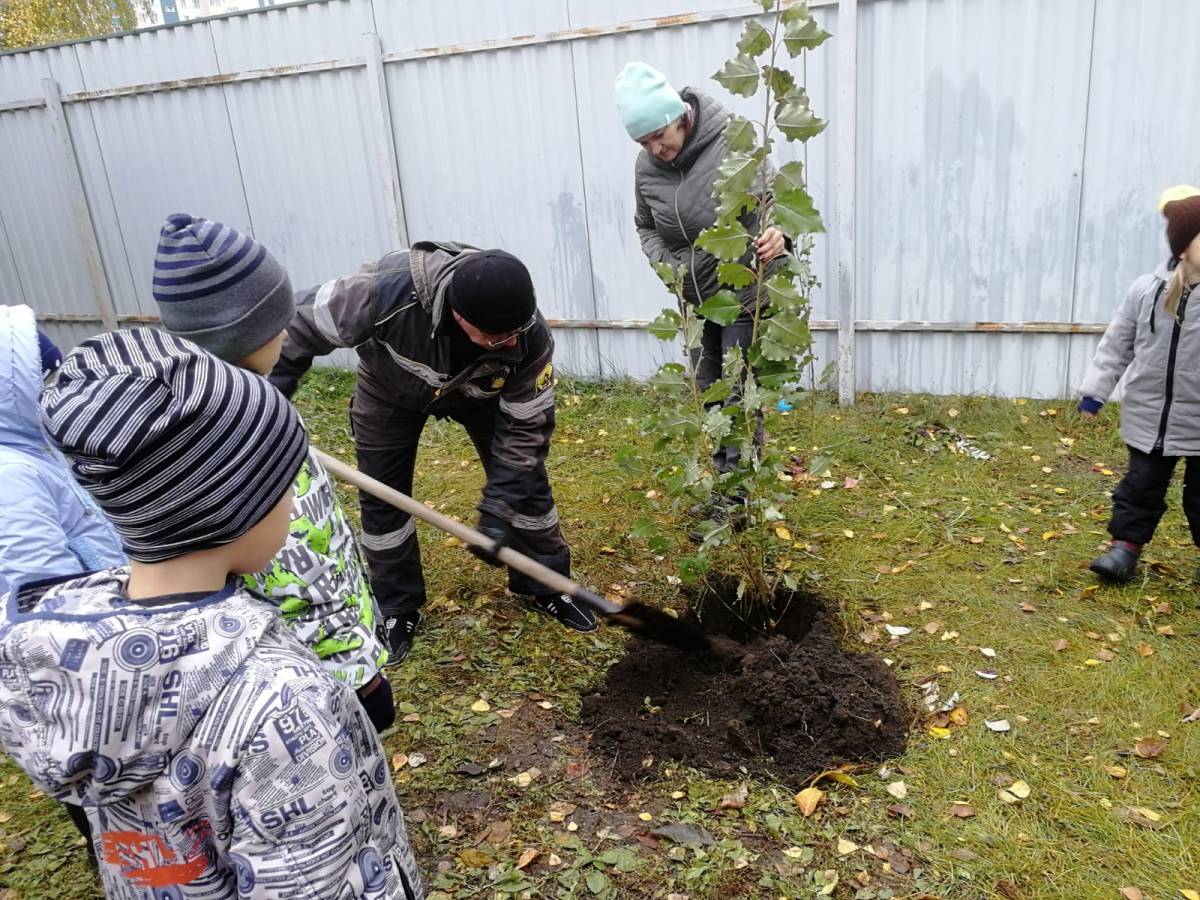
[0,304,125,599]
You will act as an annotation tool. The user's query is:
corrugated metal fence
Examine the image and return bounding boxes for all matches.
[1,0,1197,399]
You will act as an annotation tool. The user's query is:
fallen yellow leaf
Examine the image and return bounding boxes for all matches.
[928,726,952,739]
[1179,890,1200,900]
[1105,765,1127,779]
[794,786,825,816]
[470,699,491,713]
[775,525,792,541]
[836,838,859,855]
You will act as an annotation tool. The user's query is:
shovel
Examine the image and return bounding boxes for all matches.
[312,448,710,653]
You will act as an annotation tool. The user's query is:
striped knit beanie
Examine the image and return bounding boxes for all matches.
[40,328,307,563]
[153,214,294,362]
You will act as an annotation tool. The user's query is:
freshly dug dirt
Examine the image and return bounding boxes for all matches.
[581,587,910,784]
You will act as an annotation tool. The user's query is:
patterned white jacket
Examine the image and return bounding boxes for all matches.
[0,569,422,899]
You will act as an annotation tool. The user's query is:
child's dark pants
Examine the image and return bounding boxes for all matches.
[1109,447,1200,545]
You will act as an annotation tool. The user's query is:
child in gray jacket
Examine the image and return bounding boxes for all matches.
[0,329,422,898]
[1079,186,1200,582]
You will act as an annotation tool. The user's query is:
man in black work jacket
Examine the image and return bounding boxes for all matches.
[270,242,596,664]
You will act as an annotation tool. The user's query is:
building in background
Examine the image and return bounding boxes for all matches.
[137,0,281,27]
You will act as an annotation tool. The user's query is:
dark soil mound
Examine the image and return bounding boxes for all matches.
[581,587,910,784]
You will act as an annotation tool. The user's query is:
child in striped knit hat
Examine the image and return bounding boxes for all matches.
[0,329,422,898]
[1080,185,1200,583]
[151,213,394,733]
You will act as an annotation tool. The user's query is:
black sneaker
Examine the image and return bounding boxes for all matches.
[1089,544,1140,583]
[379,611,421,666]
[530,594,598,633]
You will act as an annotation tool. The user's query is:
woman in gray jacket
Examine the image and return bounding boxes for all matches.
[614,62,784,477]
[1079,186,1200,582]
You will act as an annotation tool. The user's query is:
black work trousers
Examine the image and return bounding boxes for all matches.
[691,315,764,474]
[351,383,570,617]
[1109,446,1200,546]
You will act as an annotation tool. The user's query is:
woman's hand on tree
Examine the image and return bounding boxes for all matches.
[755,227,786,262]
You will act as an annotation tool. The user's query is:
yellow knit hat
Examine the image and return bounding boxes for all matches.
[1159,184,1200,211]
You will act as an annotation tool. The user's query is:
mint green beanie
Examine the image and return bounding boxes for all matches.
[614,62,687,140]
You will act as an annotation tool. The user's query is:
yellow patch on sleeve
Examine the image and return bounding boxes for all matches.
[535,362,554,393]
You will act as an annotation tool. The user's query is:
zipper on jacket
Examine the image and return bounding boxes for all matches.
[671,164,703,304]
[1153,285,1191,451]
[398,862,416,900]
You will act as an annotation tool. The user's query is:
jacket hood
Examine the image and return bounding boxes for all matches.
[0,569,275,805]
[0,305,46,452]
[648,88,729,172]
[409,240,484,335]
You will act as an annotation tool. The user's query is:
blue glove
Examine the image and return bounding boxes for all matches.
[1078,396,1103,415]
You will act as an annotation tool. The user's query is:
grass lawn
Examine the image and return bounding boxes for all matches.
[2,370,1198,899]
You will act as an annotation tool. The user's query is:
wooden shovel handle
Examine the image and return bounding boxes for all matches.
[311,447,622,615]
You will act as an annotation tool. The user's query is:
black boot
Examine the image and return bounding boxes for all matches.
[1089,542,1141,583]
[529,594,598,633]
[379,610,421,666]
[687,494,748,543]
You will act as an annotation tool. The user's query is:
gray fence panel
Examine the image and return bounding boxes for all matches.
[0,108,101,325]
[0,44,85,103]
[854,0,1096,398]
[208,0,375,70]
[1064,0,1200,399]
[3,0,1198,397]
[222,71,395,290]
[81,89,252,313]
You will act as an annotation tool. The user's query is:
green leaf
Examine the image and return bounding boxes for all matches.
[695,223,750,261]
[713,53,760,98]
[678,555,711,584]
[700,378,733,404]
[724,115,757,153]
[737,20,772,57]
[759,313,812,361]
[615,446,645,475]
[776,92,826,142]
[649,362,688,389]
[783,10,831,56]
[774,190,823,236]
[631,518,659,540]
[598,848,640,871]
[703,405,733,444]
[648,309,681,340]
[696,290,743,326]
[714,152,760,197]
[773,160,824,236]
[682,314,702,351]
[762,65,796,98]
[718,262,757,289]
[653,261,680,286]
[586,870,610,895]
[764,272,802,309]
[716,191,757,221]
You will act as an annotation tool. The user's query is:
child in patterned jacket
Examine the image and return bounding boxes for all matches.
[151,214,394,731]
[0,328,422,898]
